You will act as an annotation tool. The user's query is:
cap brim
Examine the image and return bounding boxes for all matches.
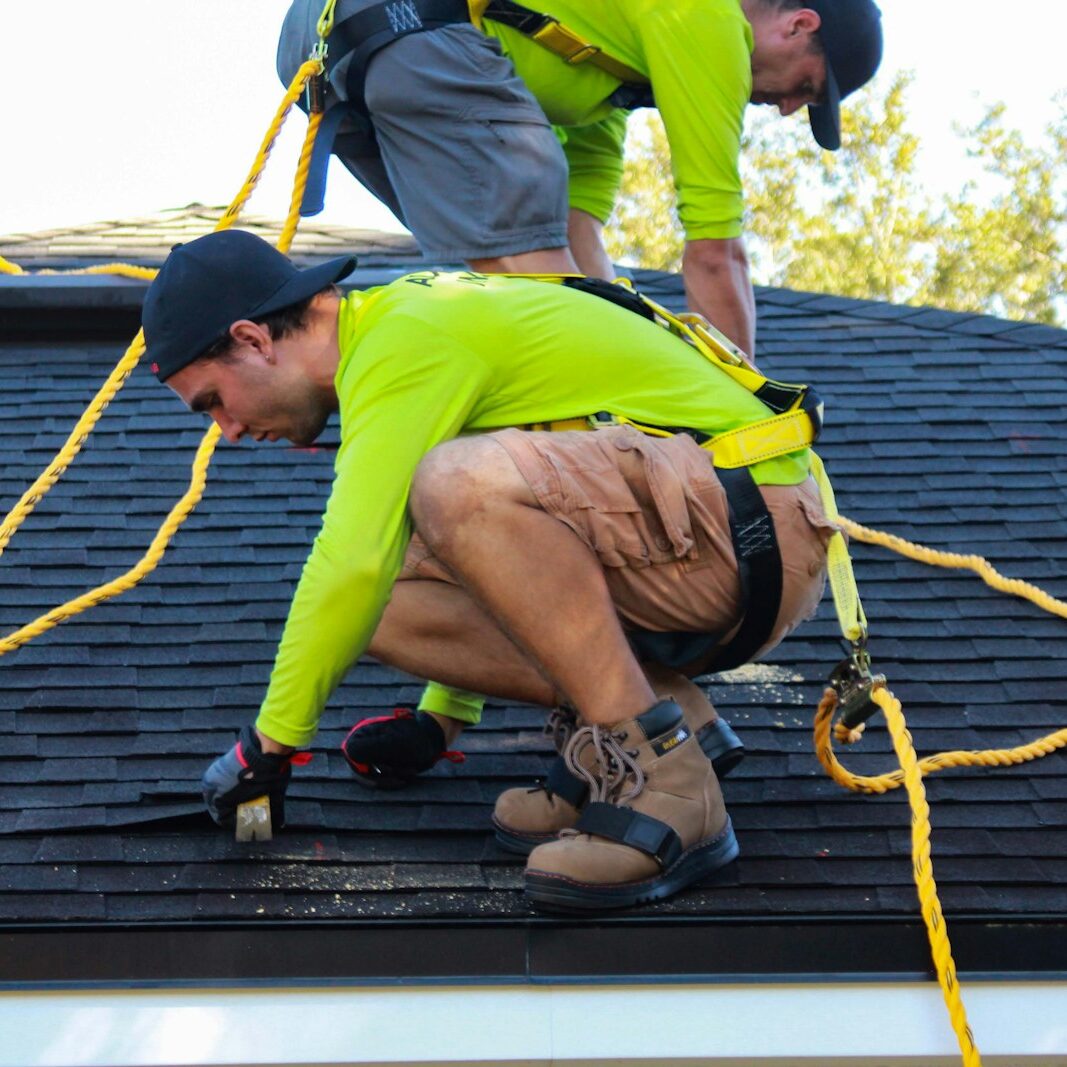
[250,254,358,318]
[808,63,841,151]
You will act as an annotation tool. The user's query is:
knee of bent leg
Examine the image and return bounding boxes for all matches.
[410,437,516,543]
[409,440,483,536]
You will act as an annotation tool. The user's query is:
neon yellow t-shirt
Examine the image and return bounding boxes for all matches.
[254,272,805,746]
[482,0,753,237]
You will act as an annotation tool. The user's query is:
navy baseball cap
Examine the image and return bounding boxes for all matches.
[142,229,356,382]
[806,0,884,151]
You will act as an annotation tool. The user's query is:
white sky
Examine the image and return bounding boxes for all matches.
[1,1,1064,239]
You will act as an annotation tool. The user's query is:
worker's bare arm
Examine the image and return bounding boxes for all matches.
[567,208,615,281]
[682,237,756,361]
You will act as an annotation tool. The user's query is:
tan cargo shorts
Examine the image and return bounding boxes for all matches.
[400,426,836,665]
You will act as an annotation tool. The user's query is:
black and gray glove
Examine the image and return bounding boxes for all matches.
[202,725,304,829]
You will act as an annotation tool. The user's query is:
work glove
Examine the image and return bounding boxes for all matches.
[202,724,308,829]
[341,708,464,790]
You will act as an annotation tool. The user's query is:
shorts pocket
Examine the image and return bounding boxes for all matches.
[547,438,685,569]
[470,111,568,236]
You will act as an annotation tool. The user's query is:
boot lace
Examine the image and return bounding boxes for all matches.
[543,704,579,753]
[563,725,645,806]
[527,705,582,797]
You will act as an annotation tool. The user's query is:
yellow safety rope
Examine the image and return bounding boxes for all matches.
[816,686,981,1066]
[813,519,1067,1067]
[840,515,1067,621]
[0,425,219,655]
[0,332,143,558]
[0,259,157,281]
[0,53,327,655]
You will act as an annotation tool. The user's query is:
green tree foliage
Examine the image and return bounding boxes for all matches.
[925,101,1067,323]
[605,75,1067,324]
[742,72,937,303]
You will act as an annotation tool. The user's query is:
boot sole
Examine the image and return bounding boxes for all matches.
[524,818,740,912]
[493,722,745,857]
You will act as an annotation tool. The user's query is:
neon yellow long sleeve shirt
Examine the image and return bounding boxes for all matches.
[482,0,753,237]
[254,271,805,747]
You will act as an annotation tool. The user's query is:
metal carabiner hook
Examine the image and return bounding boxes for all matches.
[829,636,886,731]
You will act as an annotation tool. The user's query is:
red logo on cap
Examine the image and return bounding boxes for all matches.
[151,362,159,374]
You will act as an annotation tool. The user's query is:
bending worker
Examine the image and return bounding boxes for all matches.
[142,230,833,910]
[277,0,883,357]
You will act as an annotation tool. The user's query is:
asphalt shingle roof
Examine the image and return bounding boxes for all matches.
[1,232,1065,982]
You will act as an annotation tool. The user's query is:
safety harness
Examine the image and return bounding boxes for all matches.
[299,0,653,216]
[513,273,829,674]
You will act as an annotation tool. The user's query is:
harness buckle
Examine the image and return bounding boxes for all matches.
[830,638,886,731]
[562,43,602,65]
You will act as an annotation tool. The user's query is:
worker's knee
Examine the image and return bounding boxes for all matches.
[410,437,528,544]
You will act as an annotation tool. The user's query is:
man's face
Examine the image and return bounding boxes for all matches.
[750,47,827,117]
[167,337,331,447]
[749,8,828,118]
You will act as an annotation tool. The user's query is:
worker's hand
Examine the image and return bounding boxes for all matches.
[201,725,301,829]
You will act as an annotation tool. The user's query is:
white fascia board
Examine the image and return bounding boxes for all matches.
[2,982,1066,1067]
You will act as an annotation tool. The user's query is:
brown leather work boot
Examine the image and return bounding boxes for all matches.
[523,698,738,912]
[492,688,743,855]
[493,706,588,853]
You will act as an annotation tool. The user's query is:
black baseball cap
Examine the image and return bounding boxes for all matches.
[142,229,357,382]
[806,0,884,151]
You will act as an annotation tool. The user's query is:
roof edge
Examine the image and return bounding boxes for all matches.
[2,916,1066,985]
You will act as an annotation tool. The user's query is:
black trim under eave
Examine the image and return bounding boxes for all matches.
[2,916,1066,987]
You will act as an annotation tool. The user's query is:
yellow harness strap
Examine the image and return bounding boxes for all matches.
[809,452,867,643]
[468,1,648,86]
[531,409,818,469]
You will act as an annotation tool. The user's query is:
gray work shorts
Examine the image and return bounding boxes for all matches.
[277,1,570,261]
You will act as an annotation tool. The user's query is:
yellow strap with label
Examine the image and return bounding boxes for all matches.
[808,451,867,643]
[700,408,817,468]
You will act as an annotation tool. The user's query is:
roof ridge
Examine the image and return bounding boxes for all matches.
[0,205,419,268]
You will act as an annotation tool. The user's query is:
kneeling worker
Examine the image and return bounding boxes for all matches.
[142,230,833,910]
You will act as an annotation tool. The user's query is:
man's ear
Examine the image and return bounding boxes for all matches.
[229,320,274,361]
[790,8,822,36]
